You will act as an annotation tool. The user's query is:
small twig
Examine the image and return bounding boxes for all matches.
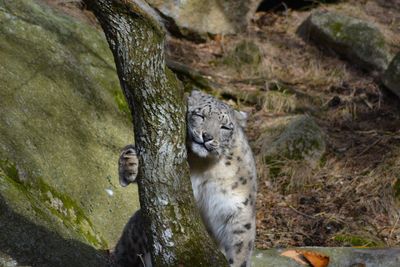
[136,254,148,267]
[355,138,382,157]
[363,98,374,110]
[354,130,378,136]
[285,202,315,219]
[388,214,400,240]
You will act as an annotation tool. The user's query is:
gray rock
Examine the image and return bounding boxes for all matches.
[382,52,400,97]
[147,0,262,39]
[252,247,400,267]
[0,0,139,264]
[0,195,108,266]
[377,0,400,10]
[298,11,392,73]
[256,115,325,178]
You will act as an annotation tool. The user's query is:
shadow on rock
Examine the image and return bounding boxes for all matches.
[0,195,109,267]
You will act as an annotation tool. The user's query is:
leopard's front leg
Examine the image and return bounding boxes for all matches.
[118,144,139,187]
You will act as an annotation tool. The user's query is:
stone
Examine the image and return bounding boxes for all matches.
[298,11,392,73]
[377,0,400,10]
[0,194,108,266]
[382,52,400,97]
[0,0,139,263]
[147,0,262,39]
[256,115,325,178]
[251,247,400,267]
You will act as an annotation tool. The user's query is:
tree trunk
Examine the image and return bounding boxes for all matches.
[83,0,228,266]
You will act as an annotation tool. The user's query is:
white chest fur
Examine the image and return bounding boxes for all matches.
[189,149,256,247]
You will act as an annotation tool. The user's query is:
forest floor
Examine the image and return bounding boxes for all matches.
[49,0,400,249]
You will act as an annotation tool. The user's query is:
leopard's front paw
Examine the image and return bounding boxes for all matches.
[118,145,139,187]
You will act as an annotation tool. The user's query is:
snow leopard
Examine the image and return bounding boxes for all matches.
[114,90,257,267]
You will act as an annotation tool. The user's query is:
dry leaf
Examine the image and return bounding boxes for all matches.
[281,250,308,265]
[281,250,330,267]
[213,34,222,43]
[303,251,330,267]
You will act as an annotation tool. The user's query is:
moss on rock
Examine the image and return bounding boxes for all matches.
[0,0,139,257]
[0,161,108,266]
[333,233,383,247]
[298,11,392,73]
[0,160,105,247]
[257,115,326,179]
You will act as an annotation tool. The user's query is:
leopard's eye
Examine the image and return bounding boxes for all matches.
[193,113,204,120]
[191,113,204,124]
[221,125,232,131]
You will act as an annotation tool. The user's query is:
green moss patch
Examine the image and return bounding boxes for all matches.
[299,11,393,72]
[0,159,107,248]
[257,115,326,185]
[333,234,383,247]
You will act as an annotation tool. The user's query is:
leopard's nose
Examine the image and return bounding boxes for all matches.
[202,132,213,142]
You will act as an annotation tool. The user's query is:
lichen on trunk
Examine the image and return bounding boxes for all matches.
[83,0,228,266]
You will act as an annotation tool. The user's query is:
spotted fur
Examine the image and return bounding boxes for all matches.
[113,211,151,267]
[115,91,257,267]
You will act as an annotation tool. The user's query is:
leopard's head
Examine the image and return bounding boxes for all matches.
[187,91,247,158]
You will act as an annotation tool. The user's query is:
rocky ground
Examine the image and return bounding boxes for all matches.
[46,0,400,249]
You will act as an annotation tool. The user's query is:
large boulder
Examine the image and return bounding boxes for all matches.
[382,52,400,97]
[147,0,262,39]
[0,0,139,264]
[298,11,392,73]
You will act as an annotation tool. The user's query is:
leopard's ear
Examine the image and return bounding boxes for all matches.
[190,90,203,97]
[189,90,203,100]
[187,90,203,109]
[234,110,248,128]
